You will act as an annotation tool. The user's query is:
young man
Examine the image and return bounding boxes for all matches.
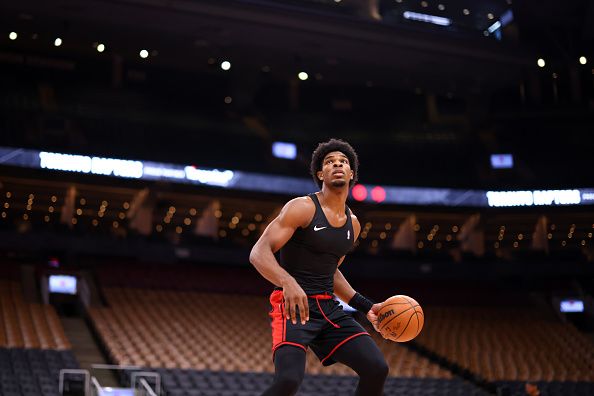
[250,139,388,395]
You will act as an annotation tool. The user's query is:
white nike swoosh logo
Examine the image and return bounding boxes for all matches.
[313,226,327,231]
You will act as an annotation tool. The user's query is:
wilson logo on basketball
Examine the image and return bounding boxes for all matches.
[378,309,394,324]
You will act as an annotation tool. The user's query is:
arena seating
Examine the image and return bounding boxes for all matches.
[0,348,79,396]
[126,368,491,396]
[4,263,591,396]
[87,287,502,394]
[494,380,594,396]
[413,306,594,383]
[90,287,451,377]
[0,280,70,350]
[95,264,271,295]
[0,281,78,396]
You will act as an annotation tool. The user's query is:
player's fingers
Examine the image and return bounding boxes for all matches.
[371,303,382,314]
[303,297,310,322]
[285,299,292,321]
[288,299,297,324]
[367,312,380,332]
[298,298,307,325]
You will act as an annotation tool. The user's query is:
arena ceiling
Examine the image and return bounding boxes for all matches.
[0,0,548,95]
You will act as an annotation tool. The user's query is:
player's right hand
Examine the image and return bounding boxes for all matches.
[282,278,309,325]
[367,302,382,333]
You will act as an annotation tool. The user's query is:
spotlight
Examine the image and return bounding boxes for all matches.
[221,60,231,71]
[9,32,17,40]
[298,71,308,81]
[537,58,545,68]
[579,56,587,65]
[54,38,62,47]
[139,49,149,59]
[97,43,105,53]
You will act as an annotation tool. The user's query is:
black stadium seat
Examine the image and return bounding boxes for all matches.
[0,348,79,396]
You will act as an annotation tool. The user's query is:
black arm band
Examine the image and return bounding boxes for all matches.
[348,292,374,314]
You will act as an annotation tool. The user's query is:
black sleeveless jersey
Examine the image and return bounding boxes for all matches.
[279,193,354,295]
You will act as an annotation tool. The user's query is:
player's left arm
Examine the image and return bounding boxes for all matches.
[333,213,383,332]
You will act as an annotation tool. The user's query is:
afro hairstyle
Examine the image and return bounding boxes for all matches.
[310,138,359,189]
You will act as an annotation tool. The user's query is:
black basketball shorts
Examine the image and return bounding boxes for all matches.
[269,289,370,366]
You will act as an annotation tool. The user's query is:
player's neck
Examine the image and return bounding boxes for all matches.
[318,185,348,211]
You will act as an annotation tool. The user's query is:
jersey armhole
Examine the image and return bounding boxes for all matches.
[299,195,318,229]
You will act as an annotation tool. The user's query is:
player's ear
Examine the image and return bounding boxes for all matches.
[317,170,323,180]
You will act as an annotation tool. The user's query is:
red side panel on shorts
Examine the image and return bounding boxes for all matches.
[269,290,285,349]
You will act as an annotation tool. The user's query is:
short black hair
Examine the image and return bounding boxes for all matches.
[310,138,359,189]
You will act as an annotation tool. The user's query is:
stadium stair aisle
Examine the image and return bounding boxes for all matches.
[19,265,39,304]
[406,340,497,394]
[60,317,119,388]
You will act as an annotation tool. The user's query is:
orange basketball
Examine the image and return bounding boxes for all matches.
[377,295,424,342]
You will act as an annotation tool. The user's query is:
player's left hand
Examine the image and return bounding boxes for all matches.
[366,303,382,333]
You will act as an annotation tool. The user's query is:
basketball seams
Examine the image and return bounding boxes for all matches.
[401,295,420,340]
[403,296,416,311]
[382,303,419,310]
[414,312,420,337]
[395,311,415,341]
[413,307,423,337]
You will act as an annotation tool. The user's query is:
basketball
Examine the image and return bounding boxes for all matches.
[377,295,424,342]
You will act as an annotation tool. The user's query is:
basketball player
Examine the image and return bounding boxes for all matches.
[250,139,388,395]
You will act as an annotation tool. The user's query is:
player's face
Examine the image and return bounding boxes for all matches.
[318,151,353,188]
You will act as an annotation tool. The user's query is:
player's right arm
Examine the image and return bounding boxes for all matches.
[249,197,314,325]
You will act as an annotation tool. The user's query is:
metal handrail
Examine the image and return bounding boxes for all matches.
[137,378,158,396]
[91,377,102,396]
[91,363,143,370]
[59,369,90,396]
[131,371,161,396]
